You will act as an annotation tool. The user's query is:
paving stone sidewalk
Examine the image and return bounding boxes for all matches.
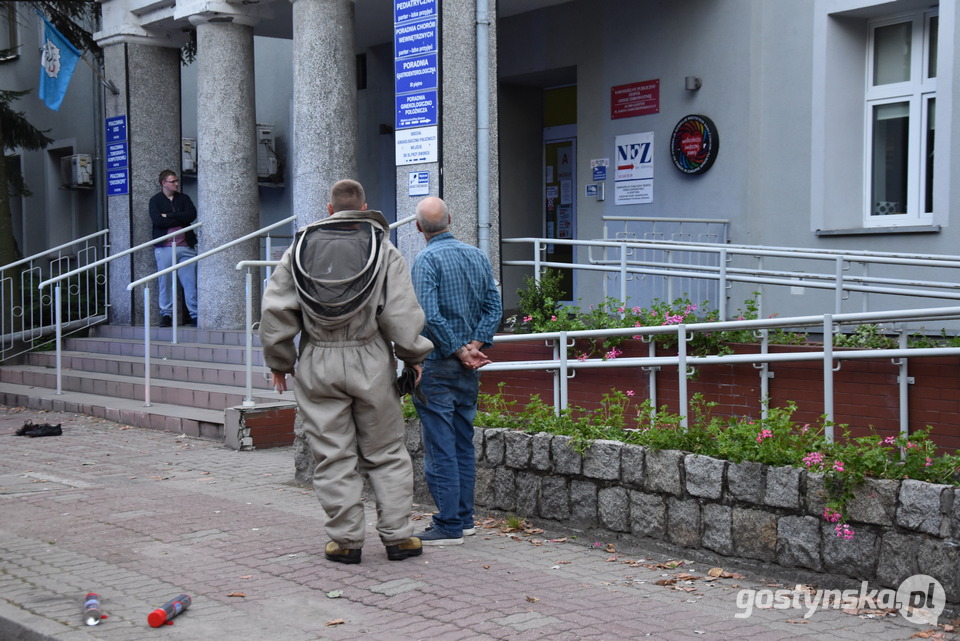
[0,406,954,641]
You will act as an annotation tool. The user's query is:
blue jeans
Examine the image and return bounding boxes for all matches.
[414,357,480,537]
[154,245,198,318]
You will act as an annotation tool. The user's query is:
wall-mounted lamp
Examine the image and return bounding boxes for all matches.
[684,76,702,91]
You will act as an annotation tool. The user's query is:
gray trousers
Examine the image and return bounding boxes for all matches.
[294,338,414,548]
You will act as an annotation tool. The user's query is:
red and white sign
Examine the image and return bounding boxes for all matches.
[611,79,660,120]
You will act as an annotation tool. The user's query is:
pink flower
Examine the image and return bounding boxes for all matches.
[626,390,635,396]
[803,452,825,468]
[550,315,557,321]
[925,458,933,467]
[756,429,773,443]
[632,306,642,314]
[801,424,810,434]
[832,460,844,472]
[664,314,684,325]
[523,315,533,323]
[906,441,918,449]
[632,334,642,340]
[834,523,855,540]
[617,307,625,313]
[684,304,698,314]
[879,436,896,446]
[823,507,842,523]
[577,353,588,362]
[605,347,623,360]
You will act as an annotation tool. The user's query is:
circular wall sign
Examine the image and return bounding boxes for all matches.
[670,114,719,175]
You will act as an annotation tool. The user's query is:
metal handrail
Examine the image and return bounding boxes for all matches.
[0,230,110,362]
[503,235,960,320]
[234,214,418,406]
[127,216,295,406]
[482,304,960,441]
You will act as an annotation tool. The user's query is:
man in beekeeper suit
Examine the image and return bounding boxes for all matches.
[260,179,433,564]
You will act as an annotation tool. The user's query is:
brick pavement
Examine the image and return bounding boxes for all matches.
[0,406,954,641]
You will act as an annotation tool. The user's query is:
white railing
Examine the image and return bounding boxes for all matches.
[504,226,960,322]
[483,305,960,442]
[127,216,296,406]
[39,222,204,395]
[0,230,110,362]
[235,214,417,406]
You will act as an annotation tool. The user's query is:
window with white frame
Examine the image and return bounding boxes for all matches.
[864,10,937,226]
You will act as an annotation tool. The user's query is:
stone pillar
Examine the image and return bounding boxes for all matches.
[99,41,182,325]
[291,0,359,228]
[395,0,500,279]
[191,16,261,329]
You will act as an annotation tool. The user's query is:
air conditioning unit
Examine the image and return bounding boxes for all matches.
[256,124,278,179]
[182,138,197,174]
[61,154,93,187]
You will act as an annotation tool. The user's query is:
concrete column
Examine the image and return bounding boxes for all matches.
[291,0,359,228]
[395,0,500,279]
[100,41,182,325]
[192,16,261,329]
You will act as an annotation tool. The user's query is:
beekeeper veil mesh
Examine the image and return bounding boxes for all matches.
[290,218,384,323]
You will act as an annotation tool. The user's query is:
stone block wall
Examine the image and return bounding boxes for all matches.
[402,420,960,604]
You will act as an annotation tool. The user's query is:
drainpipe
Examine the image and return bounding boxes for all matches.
[476,0,490,258]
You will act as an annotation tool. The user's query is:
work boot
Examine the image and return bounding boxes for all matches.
[385,537,423,561]
[324,541,361,565]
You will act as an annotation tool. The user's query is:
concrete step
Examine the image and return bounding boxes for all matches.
[24,350,274,391]
[0,326,297,448]
[0,379,225,438]
[0,364,288,409]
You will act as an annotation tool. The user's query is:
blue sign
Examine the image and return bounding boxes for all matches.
[395,53,437,95]
[106,141,128,170]
[105,116,126,143]
[395,17,437,59]
[395,0,436,24]
[107,168,128,196]
[396,91,437,129]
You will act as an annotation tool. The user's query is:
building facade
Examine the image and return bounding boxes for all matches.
[3,0,957,328]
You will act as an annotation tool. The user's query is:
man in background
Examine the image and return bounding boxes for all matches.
[412,196,502,546]
[148,170,198,327]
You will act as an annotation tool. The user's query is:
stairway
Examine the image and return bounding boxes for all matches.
[0,325,298,447]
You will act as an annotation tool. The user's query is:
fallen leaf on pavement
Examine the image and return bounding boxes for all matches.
[525,595,539,603]
[605,543,616,553]
[786,619,810,624]
[226,592,245,598]
[326,619,345,627]
[326,590,342,598]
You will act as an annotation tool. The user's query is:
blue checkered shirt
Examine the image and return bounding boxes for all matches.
[411,232,502,360]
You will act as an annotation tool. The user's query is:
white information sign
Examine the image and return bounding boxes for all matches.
[408,171,430,195]
[396,126,438,165]
[614,132,654,205]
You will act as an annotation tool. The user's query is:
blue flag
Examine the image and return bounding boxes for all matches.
[37,10,81,111]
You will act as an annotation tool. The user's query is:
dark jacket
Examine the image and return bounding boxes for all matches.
[149,191,198,248]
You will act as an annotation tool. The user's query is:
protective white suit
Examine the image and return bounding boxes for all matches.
[260,210,433,548]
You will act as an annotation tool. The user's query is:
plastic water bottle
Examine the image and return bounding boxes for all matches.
[147,593,192,627]
[83,593,102,626]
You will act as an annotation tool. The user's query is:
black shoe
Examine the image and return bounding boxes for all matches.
[159,316,173,328]
[25,423,62,438]
[187,316,197,327]
[386,537,423,561]
[15,421,35,436]
[324,541,362,565]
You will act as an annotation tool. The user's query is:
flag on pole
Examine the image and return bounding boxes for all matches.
[37,10,81,111]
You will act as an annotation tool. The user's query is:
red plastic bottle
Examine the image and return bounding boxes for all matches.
[147,593,192,627]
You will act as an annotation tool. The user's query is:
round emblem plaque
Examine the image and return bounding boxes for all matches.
[670,114,719,175]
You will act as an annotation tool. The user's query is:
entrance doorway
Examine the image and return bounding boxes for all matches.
[543,127,576,302]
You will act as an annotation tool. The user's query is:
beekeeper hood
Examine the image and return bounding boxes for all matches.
[290,210,389,326]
